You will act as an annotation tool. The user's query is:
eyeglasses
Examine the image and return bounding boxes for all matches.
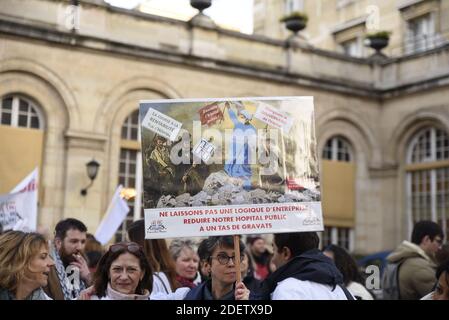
[110,242,141,253]
[210,253,245,265]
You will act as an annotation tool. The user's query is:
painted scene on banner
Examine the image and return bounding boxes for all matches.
[139,97,322,238]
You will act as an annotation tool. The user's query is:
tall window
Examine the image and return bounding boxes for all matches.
[284,0,304,14]
[405,14,436,54]
[321,226,353,251]
[322,136,353,162]
[321,136,354,251]
[341,38,363,57]
[121,110,139,141]
[0,95,45,210]
[337,227,350,249]
[1,95,43,129]
[115,110,142,242]
[406,127,449,240]
[321,227,332,249]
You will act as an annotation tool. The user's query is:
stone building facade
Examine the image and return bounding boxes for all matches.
[255,0,449,57]
[0,0,448,254]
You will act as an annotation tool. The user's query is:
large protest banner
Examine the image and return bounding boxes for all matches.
[140,97,322,239]
[0,168,38,232]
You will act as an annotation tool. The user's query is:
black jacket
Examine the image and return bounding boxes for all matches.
[184,280,235,300]
[256,249,353,300]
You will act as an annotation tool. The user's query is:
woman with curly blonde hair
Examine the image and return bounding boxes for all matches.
[0,231,54,300]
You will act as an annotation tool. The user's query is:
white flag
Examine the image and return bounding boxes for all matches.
[0,168,39,232]
[11,167,39,193]
[95,185,130,245]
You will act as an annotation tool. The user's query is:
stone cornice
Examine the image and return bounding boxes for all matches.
[1,16,449,99]
[0,18,377,98]
[65,129,108,150]
[368,163,400,178]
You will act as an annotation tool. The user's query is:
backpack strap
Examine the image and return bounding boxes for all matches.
[154,273,170,294]
[396,261,404,300]
[338,284,355,300]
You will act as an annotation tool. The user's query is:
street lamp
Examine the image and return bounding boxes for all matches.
[80,159,100,196]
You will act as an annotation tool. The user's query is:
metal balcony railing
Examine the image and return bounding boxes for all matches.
[403,33,447,54]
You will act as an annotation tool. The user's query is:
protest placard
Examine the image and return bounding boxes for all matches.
[140,97,321,240]
[0,168,38,232]
[198,102,223,126]
[254,101,294,134]
[192,138,216,163]
[141,107,183,142]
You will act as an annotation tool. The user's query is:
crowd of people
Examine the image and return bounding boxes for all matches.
[0,217,447,300]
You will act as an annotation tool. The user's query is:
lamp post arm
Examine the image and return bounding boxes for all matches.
[80,179,94,196]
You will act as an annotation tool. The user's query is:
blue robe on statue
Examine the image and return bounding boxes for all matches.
[224,108,257,190]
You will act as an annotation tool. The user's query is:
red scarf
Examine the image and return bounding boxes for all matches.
[176,275,196,289]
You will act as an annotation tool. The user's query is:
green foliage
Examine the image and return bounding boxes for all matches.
[365,31,392,40]
[279,11,309,24]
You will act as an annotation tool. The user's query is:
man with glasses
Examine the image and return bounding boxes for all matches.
[385,220,444,299]
[184,236,249,300]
